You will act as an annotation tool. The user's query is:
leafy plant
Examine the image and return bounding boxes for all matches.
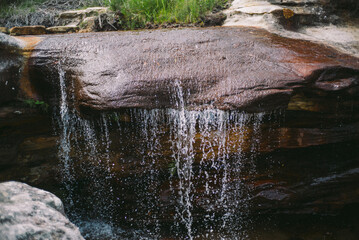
[108,112,121,122]
[168,161,177,176]
[22,99,49,112]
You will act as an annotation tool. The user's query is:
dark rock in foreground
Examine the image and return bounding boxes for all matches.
[0,181,84,240]
[29,27,359,112]
[0,33,24,105]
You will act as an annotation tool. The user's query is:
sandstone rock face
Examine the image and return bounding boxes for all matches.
[59,7,109,19]
[29,27,359,112]
[10,25,46,36]
[0,181,84,240]
[0,33,24,104]
[58,7,113,32]
[224,0,359,57]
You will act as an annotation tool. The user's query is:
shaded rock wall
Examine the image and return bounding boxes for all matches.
[0,34,59,193]
[0,105,58,190]
[0,33,24,104]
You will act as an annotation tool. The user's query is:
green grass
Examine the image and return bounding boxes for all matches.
[110,0,227,29]
[0,0,227,29]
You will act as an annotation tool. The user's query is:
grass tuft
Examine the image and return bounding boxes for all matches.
[0,0,227,29]
[110,0,227,29]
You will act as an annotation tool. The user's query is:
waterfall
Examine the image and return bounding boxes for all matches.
[57,65,75,209]
[56,65,116,231]
[55,68,267,239]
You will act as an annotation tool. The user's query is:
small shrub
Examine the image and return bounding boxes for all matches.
[168,161,177,176]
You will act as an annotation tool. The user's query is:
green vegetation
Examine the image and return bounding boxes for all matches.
[22,99,49,112]
[0,0,227,29]
[168,161,177,176]
[110,0,227,29]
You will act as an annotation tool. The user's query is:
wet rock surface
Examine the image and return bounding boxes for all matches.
[0,181,84,240]
[29,27,359,112]
[0,33,24,105]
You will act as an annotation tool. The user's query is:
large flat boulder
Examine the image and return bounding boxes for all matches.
[0,181,84,240]
[29,27,359,112]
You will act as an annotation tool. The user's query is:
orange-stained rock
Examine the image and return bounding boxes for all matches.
[14,36,43,100]
[10,26,46,36]
[0,27,9,34]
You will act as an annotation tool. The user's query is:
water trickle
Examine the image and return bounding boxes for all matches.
[56,65,117,234]
[57,65,75,208]
[169,80,196,239]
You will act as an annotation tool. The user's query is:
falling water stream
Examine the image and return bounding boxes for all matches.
[55,67,277,239]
